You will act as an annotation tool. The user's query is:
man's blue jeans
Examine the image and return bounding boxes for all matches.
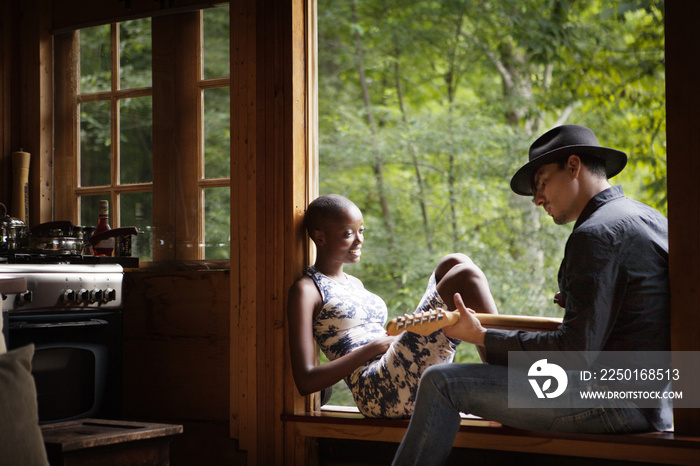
[392,363,656,466]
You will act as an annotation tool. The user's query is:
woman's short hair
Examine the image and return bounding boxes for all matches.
[304,194,359,237]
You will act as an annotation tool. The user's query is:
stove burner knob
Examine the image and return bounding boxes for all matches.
[76,289,89,304]
[90,289,103,304]
[62,289,76,304]
[16,290,33,305]
[102,288,116,303]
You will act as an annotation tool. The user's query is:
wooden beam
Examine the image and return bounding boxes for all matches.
[18,0,53,225]
[230,0,311,464]
[230,0,258,459]
[53,32,80,221]
[284,0,316,461]
[0,0,12,204]
[666,0,700,436]
[51,0,226,34]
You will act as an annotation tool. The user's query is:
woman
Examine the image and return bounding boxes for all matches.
[287,194,497,418]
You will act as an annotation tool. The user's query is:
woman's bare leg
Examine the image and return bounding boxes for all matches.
[434,254,497,362]
[435,254,498,315]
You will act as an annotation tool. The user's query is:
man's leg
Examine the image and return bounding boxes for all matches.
[392,363,527,466]
[392,363,655,466]
[391,364,466,466]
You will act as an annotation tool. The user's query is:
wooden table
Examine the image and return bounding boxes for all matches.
[41,419,183,466]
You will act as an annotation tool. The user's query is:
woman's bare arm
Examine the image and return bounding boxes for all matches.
[287,276,394,396]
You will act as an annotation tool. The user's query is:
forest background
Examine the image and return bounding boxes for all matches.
[316,0,666,405]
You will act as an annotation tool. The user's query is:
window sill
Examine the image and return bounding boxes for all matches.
[125,259,230,272]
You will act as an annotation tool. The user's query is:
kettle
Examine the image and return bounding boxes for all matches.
[0,202,28,253]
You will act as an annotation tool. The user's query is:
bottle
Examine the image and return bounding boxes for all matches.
[93,200,114,256]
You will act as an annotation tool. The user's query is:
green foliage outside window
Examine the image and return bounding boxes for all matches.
[318,0,665,405]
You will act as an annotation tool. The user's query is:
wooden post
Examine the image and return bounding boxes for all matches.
[666,0,700,436]
[230,0,313,464]
[17,0,53,225]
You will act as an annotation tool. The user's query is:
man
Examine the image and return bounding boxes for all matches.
[392,125,671,465]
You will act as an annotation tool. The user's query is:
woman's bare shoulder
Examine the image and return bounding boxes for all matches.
[290,273,317,292]
[289,273,322,302]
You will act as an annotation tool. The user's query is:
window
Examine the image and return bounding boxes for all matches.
[54,3,230,262]
[316,0,665,406]
[200,6,231,260]
[77,20,154,260]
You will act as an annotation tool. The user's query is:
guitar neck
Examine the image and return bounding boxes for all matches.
[386,310,562,336]
[385,309,459,336]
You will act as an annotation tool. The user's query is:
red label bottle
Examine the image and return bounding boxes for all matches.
[93,199,114,256]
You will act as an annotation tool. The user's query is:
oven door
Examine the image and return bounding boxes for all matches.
[7,311,122,423]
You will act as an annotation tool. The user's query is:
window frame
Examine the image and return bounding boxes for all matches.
[54,9,231,262]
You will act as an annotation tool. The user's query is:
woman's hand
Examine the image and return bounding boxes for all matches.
[369,334,396,356]
[553,291,566,308]
[443,292,487,345]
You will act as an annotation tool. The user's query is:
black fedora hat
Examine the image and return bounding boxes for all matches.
[510,125,627,196]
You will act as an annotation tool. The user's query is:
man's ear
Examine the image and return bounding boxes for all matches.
[567,155,582,179]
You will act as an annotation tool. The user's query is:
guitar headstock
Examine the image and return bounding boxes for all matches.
[386,308,459,336]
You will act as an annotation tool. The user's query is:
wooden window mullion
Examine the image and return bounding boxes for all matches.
[53,31,80,222]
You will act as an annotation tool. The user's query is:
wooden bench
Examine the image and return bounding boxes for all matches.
[284,315,700,465]
[283,407,700,465]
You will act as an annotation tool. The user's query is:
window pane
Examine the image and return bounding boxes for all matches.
[120,18,152,89]
[204,187,230,259]
[79,195,109,229]
[120,97,153,184]
[203,87,230,179]
[120,192,153,261]
[80,101,111,187]
[203,3,230,79]
[80,25,111,94]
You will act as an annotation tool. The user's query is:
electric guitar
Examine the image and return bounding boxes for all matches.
[386,308,562,336]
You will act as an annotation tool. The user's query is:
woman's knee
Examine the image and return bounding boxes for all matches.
[441,261,488,289]
[435,253,474,282]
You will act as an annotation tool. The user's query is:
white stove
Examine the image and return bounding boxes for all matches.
[0,263,123,313]
[1,261,125,423]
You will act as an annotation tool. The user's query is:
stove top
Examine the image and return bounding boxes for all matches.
[0,252,138,267]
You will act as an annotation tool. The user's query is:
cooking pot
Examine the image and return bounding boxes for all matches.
[0,202,28,253]
[27,220,87,255]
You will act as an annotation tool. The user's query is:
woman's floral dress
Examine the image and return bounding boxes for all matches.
[306,265,458,418]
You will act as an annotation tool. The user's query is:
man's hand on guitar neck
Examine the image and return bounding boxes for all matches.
[443,293,487,346]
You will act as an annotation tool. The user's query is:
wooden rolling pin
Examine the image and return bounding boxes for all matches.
[12,150,30,223]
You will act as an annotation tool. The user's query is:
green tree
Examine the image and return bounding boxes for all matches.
[318,0,665,372]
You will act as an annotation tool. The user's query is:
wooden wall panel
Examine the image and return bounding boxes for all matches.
[284,0,317,464]
[665,0,700,436]
[122,269,230,420]
[10,0,53,225]
[229,0,258,457]
[0,0,11,205]
[121,267,241,464]
[53,32,79,221]
[230,0,311,464]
